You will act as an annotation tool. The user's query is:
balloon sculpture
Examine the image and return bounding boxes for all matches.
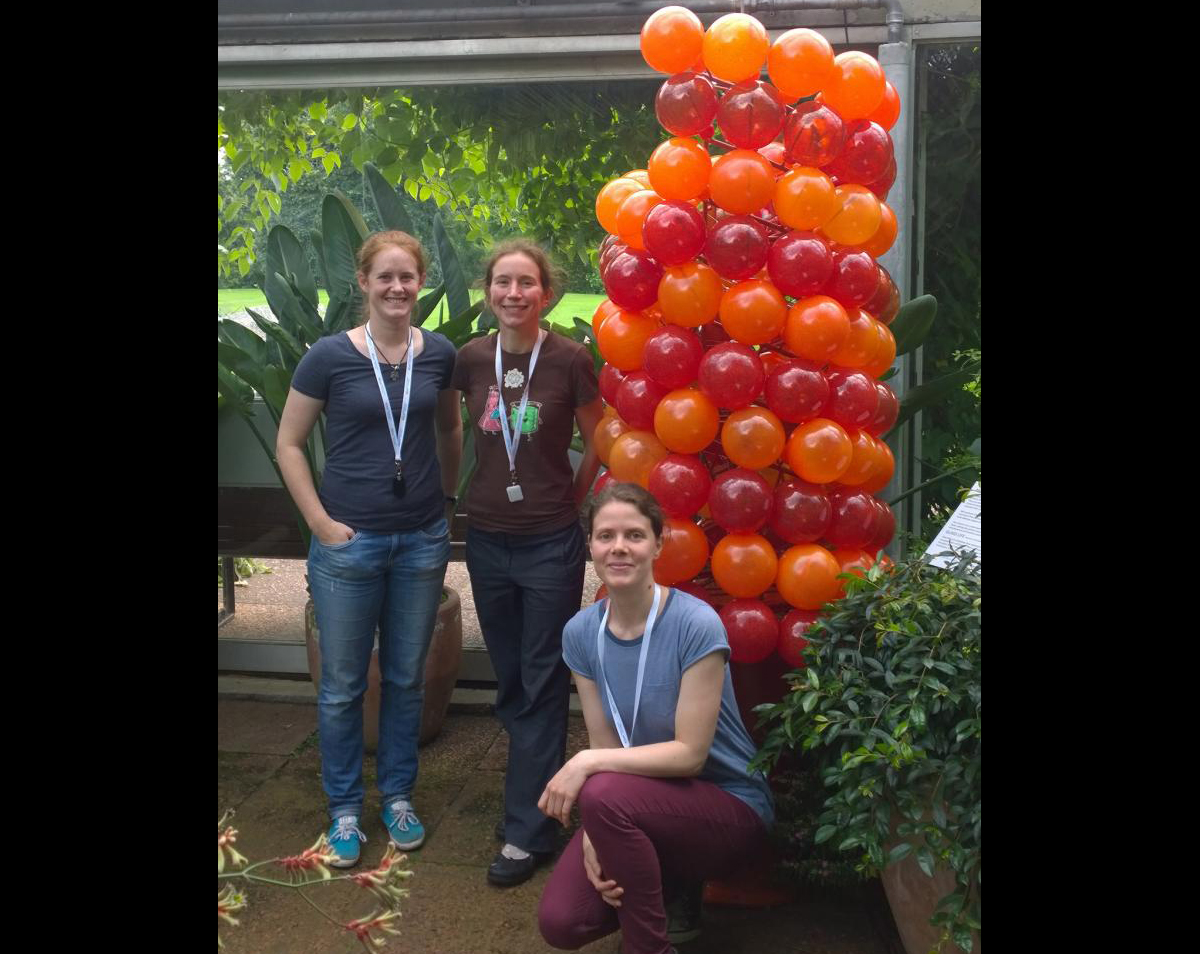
[592,6,902,669]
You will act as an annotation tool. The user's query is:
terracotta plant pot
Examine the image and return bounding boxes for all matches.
[305,587,463,751]
[881,838,979,954]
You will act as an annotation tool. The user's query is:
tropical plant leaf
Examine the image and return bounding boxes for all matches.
[321,194,363,298]
[435,299,485,346]
[217,362,254,410]
[364,161,415,233]
[890,294,938,356]
[433,210,471,319]
[324,292,354,334]
[218,319,268,364]
[264,271,324,347]
[333,189,371,240]
[416,283,446,327]
[309,229,329,290]
[249,310,305,365]
[892,368,974,429]
[217,341,265,394]
[260,365,292,419]
[266,225,318,309]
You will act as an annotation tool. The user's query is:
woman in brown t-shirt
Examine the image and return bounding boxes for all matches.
[450,240,604,887]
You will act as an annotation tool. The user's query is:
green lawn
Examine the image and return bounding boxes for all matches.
[217,288,606,328]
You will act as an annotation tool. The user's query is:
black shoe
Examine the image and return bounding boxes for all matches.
[665,880,704,944]
[494,818,505,842]
[487,849,550,887]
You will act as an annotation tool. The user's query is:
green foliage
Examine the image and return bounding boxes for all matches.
[217,557,272,587]
[917,44,982,544]
[752,553,981,949]
[767,766,870,889]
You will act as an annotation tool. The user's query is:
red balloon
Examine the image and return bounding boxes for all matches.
[783,101,846,167]
[697,342,766,410]
[615,371,669,431]
[676,580,719,608]
[719,599,779,663]
[655,72,720,137]
[778,608,819,668]
[863,155,897,200]
[643,201,708,266]
[598,363,628,407]
[824,248,880,309]
[823,367,880,428]
[603,249,665,311]
[824,488,880,549]
[642,325,705,390]
[593,469,615,495]
[767,230,833,299]
[866,498,896,553]
[716,80,787,149]
[865,381,899,436]
[864,264,900,326]
[764,357,829,423]
[708,467,773,533]
[825,120,893,185]
[768,478,831,544]
[703,214,770,281]
[648,453,712,518]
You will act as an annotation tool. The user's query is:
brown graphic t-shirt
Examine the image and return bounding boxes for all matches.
[451,331,600,534]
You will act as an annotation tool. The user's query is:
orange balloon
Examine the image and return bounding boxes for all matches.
[654,388,721,454]
[862,320,896,379]
[623,169,652,188]
[859,439,895,493]
[784,295,850,362]
[654,517,710,585]
[822,51,886,121]
[592,299,620,339]
[822,185,882,246]
[702,13,770,83]
[596,178,644,235]
[776,543,842,610]
[785,418,853,483]
[596,309,659,371]
[866,80,901,131]
[721,406,786,469]
[615,189,665,251]
[767,28,834,99]
[774,166,839,231]
[719,280,787,346]
[609,430,669,487]
[641,5,705,75]
[594,414,632,467]
[857,201,897,259]
[829,308,882,369]
[648,138,712,203]
[709,149,776,215]
[711,533,778,598]
[837,428,880,487]
[659,262,723,327]
[832,547,875,596]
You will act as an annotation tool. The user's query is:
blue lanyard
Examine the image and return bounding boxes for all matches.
[364,324,414,466]
[596,585,662,748]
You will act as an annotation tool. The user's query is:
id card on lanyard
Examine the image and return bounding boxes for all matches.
[595,585,662,748]
[494,329,545,503]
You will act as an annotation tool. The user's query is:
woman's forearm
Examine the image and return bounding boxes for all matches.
[578,739,707,780]
[277,442,334,536]
[436,422,463,498]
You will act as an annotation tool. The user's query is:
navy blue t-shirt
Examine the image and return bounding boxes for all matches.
[290,329,456,532]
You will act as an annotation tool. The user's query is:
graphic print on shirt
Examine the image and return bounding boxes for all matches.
[479,385,543,437]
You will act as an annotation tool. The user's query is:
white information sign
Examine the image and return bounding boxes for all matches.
[924,482,981,569]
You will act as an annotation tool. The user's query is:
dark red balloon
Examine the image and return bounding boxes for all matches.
[767,230,833,299]
[783,101,846,168]
[697,342,766,409]
[599,363,628,407]
[825,248,880,309]
[823,367,880,428]
[864,264,900,326]
[703,215,770,281]
[676,580,719,608]
[824,488,879,549]
[655,72,720,137]
[643,201,708,267]
[825,120,893,185]
[769,479,831,544]
[866,498,896,553]
[708,467,773,533]
[699,320,732,350]
[719,599,779,663]
[593,469,615,495]
[863,155,897,199]
[603,249,664,311]
[865,382,898,436]
[764,358,829,423]
[778,608,819,668]
[716,80,787,149]
[649,453,713,518]
[615,371,669,430]
[642,326,705,390]
[600,238,629,275]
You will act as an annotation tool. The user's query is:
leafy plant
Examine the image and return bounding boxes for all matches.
[751,553,981,951]
[217,557,272,588]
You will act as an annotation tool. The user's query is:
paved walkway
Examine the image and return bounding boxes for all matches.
[218,697,903,954]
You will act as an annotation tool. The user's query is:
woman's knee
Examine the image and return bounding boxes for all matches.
[537,895,585,950]
[577,772,631,826]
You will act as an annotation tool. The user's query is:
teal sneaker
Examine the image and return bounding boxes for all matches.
[382,799,425,850]
[326,815,366,868]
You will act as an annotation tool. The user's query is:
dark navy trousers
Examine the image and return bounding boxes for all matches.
[465,520,586,854]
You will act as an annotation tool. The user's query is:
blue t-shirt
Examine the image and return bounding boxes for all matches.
[290,329,456,532]
[562,589,774,826]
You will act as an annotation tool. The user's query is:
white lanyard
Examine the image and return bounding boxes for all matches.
[364,324,414,469]
[494,329,546,483]
[596,585,662,748]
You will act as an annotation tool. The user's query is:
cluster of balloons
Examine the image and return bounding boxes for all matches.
[591,6,902,669]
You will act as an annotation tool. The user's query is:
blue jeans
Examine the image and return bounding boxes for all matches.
[307,518,451,820]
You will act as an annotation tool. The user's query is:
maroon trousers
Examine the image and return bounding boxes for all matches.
[537,772,769,954]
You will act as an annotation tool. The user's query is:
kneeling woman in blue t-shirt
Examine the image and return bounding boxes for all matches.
[537,483,774,954]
